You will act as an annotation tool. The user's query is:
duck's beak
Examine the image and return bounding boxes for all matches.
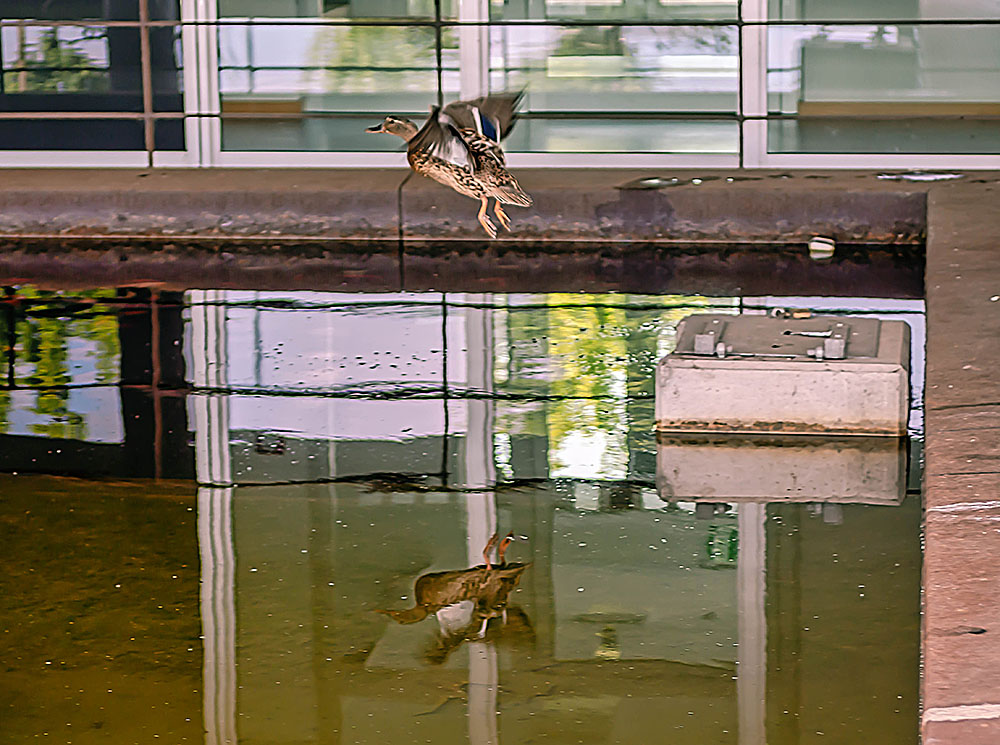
[365,123,386,133]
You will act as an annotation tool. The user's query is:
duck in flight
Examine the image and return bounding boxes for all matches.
[366,92,533,238]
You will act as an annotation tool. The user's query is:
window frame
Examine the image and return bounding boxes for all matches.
[2,0,999,169]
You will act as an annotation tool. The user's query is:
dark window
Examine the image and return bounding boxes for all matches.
[0,1,183,150]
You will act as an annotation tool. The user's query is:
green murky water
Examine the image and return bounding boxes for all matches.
[0,288,923,745]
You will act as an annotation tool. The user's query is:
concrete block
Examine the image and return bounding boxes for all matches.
[656,434,907,504]
[656,314,911,435]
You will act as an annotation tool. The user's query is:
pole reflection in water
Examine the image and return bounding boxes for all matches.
[199,486,237,745]
[0,288,923,745]
[464,301,501,745]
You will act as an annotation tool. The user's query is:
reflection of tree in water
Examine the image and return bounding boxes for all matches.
[1,288,121,439]
[0,309,9,431]
[24,314,84,440]
[546,298,629,475]
[305,25,448,93]
[495,295,737,479]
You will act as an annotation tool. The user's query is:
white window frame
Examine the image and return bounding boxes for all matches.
[0,150,151,167]
[3,0,1000,169]
[741,0,1000,169]
[0,7,203,168]
[151,0,210,166]
[200,0,744,169]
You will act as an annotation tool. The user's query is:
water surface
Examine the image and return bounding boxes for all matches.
[0,288,923,745]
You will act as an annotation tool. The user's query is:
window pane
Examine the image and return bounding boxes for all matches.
[504,117,738,152]
[150,25,184,112]
[218,0,451,20]
[0,0,180,21]
[767,117,1000,154]
[218,24,439,104]
[218,24,447,151]
[1,25,136,105]
[0,25,183,112]
[0,118,144,149]
[767,24,1000,154]
[490,25,738,113]
[0,23,184,150]
[767,0,1000,22]
[155,118,185,150]
[492,0,738,22]
[222,113,412,151]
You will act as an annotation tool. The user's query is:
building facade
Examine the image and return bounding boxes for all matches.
[1,0,998,169]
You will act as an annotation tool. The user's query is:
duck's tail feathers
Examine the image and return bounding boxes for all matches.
[375,606,429,624]
[494,186,533,207]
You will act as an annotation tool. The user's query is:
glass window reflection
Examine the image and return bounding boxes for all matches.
[492,0,739,22]
[491,25,738,112]
[218,24,446,151]
[767,0,1000,22]
[218,0,454,19]
[0,23,184,149]
[767,23,1000,153]
[0,0,180,21]
[1,25,129,98]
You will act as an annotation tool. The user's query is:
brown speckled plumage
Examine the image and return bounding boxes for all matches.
[366,92,532,237]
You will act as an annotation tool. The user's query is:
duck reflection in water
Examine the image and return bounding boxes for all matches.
[377,532,533,664]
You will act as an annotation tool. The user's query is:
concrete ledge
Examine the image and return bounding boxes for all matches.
[923,180,1000,744]
[0,167,931,295]
[0,168,929,245]
[0,168,403,241]
[403,169,927,244]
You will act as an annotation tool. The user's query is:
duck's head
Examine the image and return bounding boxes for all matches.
[366,115,418,141]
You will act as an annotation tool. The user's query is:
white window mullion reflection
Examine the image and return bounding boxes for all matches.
[189,289,233,486]
[198,485,237,745]
[461,294,497,490]
[467,641,500,745]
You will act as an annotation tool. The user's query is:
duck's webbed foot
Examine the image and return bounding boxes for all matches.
[498,532,515,564]
[477,197,498,239]
[493,201,511,232]
[482,531,500,569]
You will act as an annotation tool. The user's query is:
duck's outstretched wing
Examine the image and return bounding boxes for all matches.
[440,91,523,143]
[409,105,473,169]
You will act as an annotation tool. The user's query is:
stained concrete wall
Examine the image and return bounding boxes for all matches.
[0,169,927,297]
